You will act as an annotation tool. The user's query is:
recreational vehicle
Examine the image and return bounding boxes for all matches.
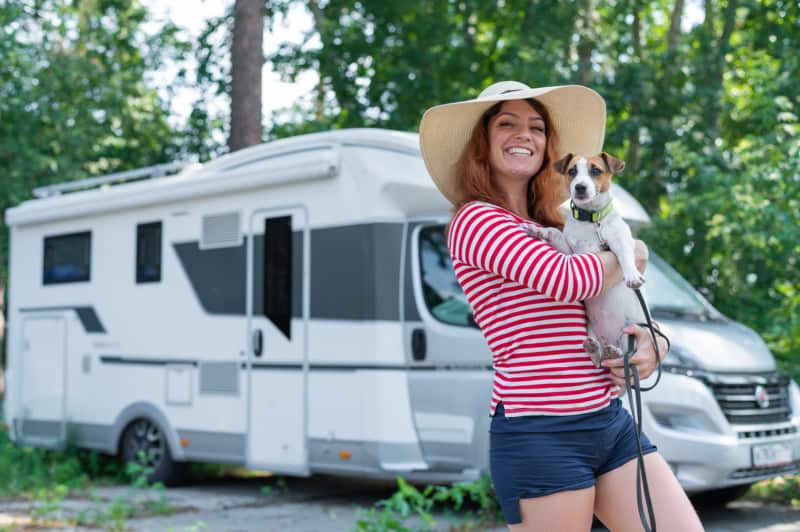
[3,129,799,503]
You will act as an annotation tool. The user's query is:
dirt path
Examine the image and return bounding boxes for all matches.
[2,476,799,531]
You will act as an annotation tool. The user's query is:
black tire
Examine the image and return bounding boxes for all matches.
[691,483,752,508]
[120,418,185,486]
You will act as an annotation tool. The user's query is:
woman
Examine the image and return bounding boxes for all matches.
[419,81,703,531]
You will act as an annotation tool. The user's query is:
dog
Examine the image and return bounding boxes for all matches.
[524,152,646,368]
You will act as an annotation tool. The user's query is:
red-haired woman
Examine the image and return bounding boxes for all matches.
[419,81,703,531]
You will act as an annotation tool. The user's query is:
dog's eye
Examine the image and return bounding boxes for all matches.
[567,167,578,178]
[590,166,602,177]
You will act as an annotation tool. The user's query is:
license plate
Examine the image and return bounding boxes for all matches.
[752,442,793,468]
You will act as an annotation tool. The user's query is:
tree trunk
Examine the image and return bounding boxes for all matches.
[667,0,685,54]
[307,0,350,124]
[575,0,595,85]
[643,0,687,208]
[706,0,737,140]
[625,0,643,175]
[229,0,265,152]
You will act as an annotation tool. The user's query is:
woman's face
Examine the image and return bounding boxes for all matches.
[486,100,546,185]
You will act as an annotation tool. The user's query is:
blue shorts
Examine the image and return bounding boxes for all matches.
[489,400,657,525]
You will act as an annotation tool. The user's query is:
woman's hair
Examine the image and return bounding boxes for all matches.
[451,98,566,228]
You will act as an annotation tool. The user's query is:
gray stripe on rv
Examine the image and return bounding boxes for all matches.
[173,223,405,320]
[17,419,61,440]
[177,429,245,463]
[67,422,246,463]
[18,305,105,333]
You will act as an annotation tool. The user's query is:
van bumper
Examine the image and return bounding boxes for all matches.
[636,371,800,493]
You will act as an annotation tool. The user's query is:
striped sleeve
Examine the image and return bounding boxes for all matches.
[448,202,605,303]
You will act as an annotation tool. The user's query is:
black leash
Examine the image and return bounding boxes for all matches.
[621,287,665,532]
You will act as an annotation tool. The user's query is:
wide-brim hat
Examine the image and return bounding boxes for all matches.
[419,81,606,205]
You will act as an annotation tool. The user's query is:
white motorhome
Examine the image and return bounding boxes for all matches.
[4,129,799,503]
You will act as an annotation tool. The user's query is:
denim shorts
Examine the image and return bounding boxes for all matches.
[489,400,657,525]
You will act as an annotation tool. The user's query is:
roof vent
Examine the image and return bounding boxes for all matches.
[201,211,241,249]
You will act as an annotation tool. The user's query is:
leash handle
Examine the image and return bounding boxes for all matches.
[633,288,663,391]
[625,336,656,532]
[622,287,669,531]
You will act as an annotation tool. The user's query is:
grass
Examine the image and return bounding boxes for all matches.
[747,475,800,508]
[355,476,503,531]
[0,401,180,529]
[0,401,125,498]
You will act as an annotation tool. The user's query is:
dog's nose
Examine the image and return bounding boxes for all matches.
[574,184,587,194]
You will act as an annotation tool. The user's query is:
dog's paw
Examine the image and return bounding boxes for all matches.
[584,337,602,367]
[624,271,645,289]
[602,344,623,360]
[584,337,601,354]
[522,223,548,240]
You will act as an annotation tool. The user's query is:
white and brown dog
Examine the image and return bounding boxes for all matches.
[525,152,646,367]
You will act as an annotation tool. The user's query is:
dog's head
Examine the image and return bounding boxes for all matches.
[553,152,625,205]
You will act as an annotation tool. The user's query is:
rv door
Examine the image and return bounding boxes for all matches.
[17,315,68,448]
[245,206,309,474]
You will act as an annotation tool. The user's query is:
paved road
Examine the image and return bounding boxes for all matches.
[2,475,799,531]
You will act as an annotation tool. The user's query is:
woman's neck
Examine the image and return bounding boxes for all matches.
[501,184,530,220]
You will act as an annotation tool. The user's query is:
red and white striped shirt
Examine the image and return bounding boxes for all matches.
[448,201,618,416]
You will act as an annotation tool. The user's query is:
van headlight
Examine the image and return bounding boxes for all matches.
[661,344,703,375]
[790,380,800,423]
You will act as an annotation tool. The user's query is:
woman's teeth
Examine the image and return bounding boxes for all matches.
[507,148,532,156]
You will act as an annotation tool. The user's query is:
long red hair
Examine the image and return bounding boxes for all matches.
[451,98,566,228]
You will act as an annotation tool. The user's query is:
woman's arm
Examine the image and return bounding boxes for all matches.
[596,239,649,294]
[448,202,605,303]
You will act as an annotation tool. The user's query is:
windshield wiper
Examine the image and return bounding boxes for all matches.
[650,306,711,321]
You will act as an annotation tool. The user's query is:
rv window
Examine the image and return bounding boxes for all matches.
[264,216,291,339]
[418,225,473,327]
[136,222,162,283]
[43,231,91,285]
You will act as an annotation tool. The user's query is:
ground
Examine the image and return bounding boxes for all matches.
[1,475,800,531]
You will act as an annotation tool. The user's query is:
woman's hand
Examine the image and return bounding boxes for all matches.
[601,323,668,387]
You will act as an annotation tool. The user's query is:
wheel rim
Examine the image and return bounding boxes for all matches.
[124,419,165,469]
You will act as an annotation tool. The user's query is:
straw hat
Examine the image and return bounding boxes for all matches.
[419,81,606,205]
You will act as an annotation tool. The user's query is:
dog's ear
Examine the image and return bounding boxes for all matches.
[553,153,573,175]
[601,152,625,174]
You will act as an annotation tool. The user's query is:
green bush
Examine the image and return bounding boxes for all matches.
[355,475,502,531]
[0,402,123,497]
[748,475,800,508]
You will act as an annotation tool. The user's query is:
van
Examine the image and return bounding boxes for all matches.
[3,129,798,502]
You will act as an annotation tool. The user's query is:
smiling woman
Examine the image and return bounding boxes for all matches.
[419,80,700,531]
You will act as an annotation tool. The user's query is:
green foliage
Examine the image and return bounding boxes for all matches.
[0,403,124,496]
[260,476,288,497]
[748,475,800,508]
[355,475,502,531]
[16,440,177,529]
[0,0,207,284]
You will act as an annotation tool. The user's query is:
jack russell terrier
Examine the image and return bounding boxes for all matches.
[524,152,646,368]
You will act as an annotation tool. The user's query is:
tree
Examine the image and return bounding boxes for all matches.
[229,0,265,151]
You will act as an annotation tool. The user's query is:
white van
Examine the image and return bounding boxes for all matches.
[3,129,799,503]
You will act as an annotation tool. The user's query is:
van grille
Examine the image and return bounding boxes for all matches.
[711,379,792,425]
[729,461,800,480]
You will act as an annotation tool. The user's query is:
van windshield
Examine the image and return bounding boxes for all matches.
[419,224,717,325]
[643,253,717,320]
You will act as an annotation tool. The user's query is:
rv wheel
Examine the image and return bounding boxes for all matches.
[120,418,184,486]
